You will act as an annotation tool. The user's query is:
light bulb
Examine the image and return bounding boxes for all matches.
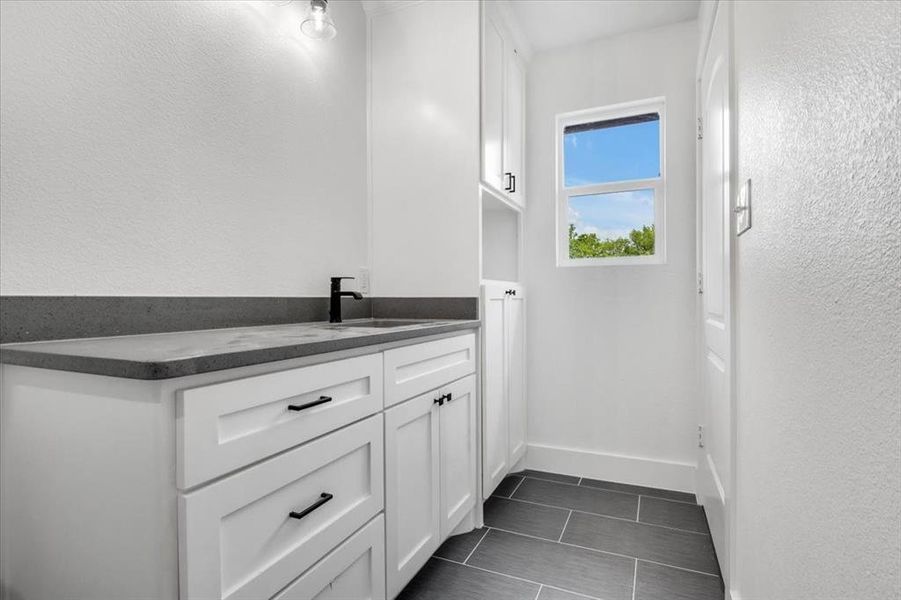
[301,0,337,40]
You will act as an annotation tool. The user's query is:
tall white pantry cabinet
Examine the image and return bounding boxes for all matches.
[367,0,529,502]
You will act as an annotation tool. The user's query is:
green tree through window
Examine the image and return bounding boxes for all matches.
[568,223,655,259]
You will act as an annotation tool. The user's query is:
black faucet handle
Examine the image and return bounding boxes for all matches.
[330,276,356,290]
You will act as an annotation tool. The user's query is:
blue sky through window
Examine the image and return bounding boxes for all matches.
[564,116,659,242]
[563,119,660,187]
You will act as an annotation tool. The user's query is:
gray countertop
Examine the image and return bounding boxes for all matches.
[0,319,480,380]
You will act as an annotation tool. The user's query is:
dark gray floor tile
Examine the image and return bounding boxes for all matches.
[397,558,539,600]
[434,527,488,562]
[562,512,720,575]
[635,561,724,600]
[468,529,635,600]
[518,469,581,485]
[513,477,638,520]
[580,478,696,504]
[639,496,710,534]
[538,586,596,600]
[493,475,524,498]
[484,496,570,540]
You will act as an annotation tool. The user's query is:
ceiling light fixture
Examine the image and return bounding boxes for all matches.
[300,0,337,41]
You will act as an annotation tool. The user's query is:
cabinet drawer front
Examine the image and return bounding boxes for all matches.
[179,415,384,600]
[273,515,385,600]
[178,353,383,488]
[383,333,476,407]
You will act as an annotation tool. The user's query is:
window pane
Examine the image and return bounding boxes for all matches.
[563,114,660,187]
[568,189,655,259]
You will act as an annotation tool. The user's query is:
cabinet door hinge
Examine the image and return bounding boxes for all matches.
[697,272,704,295]
[697,117,703,140]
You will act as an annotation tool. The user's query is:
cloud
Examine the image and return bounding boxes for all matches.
[568,189,654,241]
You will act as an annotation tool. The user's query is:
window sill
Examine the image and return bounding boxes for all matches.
[556,254,666,268]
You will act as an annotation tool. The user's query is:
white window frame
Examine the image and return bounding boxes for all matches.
[555,97,666,267]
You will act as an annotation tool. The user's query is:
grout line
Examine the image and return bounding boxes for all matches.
[558,510,573,542]
[534,584,543,600]
[631,559,638,600]
[636,495,641,522]
[462,528,490,564]
[521,473,697,505]
[484,526,722,578]
[432,555,607,600]
[509,475,527,497]
[496,494,710,536]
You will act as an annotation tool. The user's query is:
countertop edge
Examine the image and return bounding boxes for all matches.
[0,321,481,380]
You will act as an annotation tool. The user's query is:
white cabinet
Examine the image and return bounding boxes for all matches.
[179,415,384,600]
[481,2,526,207]
[0,331,479,600]
[272,515,385,600]
[482,12,505,194]
[384,389,441,598]
[383,334,476,408]
[439,375,478,538]
[482,282,526,498]
[385,374,477,598]
[178,353,383,489]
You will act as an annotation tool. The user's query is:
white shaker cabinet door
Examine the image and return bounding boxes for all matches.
[503,47,525,207]
[384,392,441,598]
[506,285,527,465]
[439,374,478,538]
[481,283,509,498]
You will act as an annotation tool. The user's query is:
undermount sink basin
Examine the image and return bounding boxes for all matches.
[332,319,431,328]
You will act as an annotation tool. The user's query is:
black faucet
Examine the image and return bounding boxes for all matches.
[329,277,364,323]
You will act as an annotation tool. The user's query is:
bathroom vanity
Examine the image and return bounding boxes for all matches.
[0,320,480,600]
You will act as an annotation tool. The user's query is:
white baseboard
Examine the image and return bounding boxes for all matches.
[525,443,696,493]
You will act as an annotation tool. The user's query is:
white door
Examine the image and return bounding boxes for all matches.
[482,282,509,498]
[698,0,732,583]
[504,47,525,206]
[506,285,526,465]
[481,7,505,194]
[439,374,477,538]
[384,393,440,598]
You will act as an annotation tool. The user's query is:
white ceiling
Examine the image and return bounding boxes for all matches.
[507,0,701,53]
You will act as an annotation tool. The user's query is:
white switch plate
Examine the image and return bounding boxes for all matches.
[736,178,752,236]
[358,267,370,294]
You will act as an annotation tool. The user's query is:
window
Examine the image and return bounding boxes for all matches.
[556,98,665,266]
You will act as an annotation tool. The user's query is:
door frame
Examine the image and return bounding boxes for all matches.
[695,1,740,597]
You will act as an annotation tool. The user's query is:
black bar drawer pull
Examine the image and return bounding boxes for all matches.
[288,395,332,412]
[511,174,516,193]
[289,492,333,520]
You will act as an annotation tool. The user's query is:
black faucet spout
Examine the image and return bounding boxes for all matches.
[329,277,364,323]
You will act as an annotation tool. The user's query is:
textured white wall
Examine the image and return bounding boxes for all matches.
[732,1,901,598]
[0,0,368,296]
[523,21,699,488]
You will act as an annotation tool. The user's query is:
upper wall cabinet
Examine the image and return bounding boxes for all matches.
[482,1,526,208]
